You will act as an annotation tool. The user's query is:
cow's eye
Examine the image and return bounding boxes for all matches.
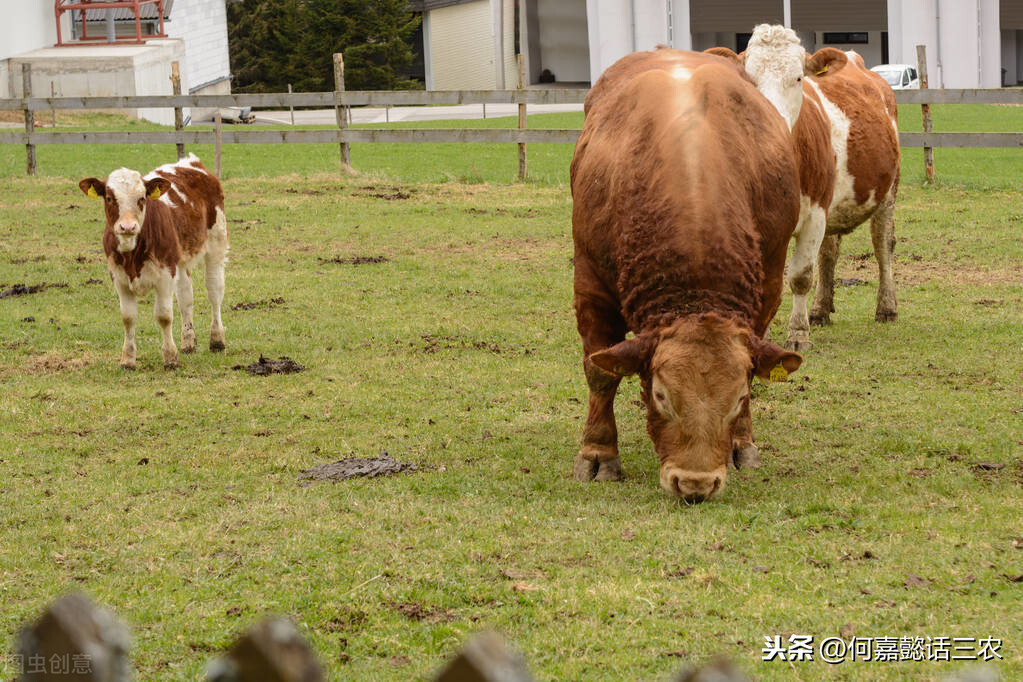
[138,199,144,210]
[654,391,666,403]
[796,76,803,83]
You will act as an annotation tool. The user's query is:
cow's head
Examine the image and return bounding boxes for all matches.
[79,170,170,253]
[589,314,801,502]
[705,24,847,131]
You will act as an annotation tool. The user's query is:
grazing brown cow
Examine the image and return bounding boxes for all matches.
[79,154,228,369]
[571,48,803,502]
[709,25,901,350]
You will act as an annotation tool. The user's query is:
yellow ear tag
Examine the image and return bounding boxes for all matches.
[148,187,162,200]
[816,65,829,76]
[769,365,789,382]
[87,185,99,199]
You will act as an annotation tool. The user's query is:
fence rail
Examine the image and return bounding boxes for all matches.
[2,79,1021,177]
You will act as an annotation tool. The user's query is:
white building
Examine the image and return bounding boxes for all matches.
[0,1,231,123]
[420,0,1023,89]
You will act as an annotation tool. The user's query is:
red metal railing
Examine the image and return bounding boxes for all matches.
[54,0,166,46]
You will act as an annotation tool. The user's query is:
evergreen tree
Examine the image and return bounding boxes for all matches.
[227,0,422,92]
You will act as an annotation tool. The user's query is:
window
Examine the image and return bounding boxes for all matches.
[822,32,869,44]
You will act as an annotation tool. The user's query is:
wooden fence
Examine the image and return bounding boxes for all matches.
[2,63,1021,179]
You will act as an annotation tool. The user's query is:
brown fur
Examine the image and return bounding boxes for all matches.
[571,49,803,500]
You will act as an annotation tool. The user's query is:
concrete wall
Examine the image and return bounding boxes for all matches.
[2,5,70,61]
[585,0,673,83]
[7,40,187,125]
[1001,29,1017,84]
[163,0,231,94]
[813,30,884,66]
[536,0,589,83]
[426,0,495,89]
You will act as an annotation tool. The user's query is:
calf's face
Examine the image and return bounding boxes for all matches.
[79,170,170,253]
[590,315,801,503]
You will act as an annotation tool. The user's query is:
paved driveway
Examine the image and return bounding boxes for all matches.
[252,102,584,126]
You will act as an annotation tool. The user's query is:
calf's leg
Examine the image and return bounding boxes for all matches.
[785,204,826,351]
[871,192,898,322]
[176,269,196,353]
[115,280,138,370]
[205,207,229,351]
[810,234,841,326]
[154,276,178,368]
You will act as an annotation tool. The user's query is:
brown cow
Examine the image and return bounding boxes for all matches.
[709,25,901,350]
[571,48,803,502]
[79,154,228,369]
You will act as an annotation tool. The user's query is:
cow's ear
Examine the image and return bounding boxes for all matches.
[805,47,847,78]
[145,177,171,200]
[79,178,105,198]
[589,334,656,378]
[750,336,802,382]
[705,47,745,65]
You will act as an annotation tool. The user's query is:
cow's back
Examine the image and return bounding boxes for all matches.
[813,53,900,229]
[572,50,800,336]
[146,156,225,263]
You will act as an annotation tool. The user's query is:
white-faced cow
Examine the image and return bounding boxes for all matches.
[79,154,228,369]
[708,24,901,350]
[571,48,803,502]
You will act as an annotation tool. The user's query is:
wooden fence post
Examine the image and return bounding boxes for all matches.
[517,54,527,180]
[434,632,533,682]
[916,44,935,184]
[50,81,57,128]
[22,64,36,176]
[171,61,185,160]
[333,53,351,173]
[287,83,295,125]
[214,110,223,178]
[205,618,325,682]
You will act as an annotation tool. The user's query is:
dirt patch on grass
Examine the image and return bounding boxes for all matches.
[298,453,417,483]
[412,333,534,356]
[23,351,96,373]
[233,356,305,375]
[837,258,1023,287]
[318,255,390,266]
[1,282,68,298]
[230,297,285,311]
[388,601,454,624]
[352,186,414,201]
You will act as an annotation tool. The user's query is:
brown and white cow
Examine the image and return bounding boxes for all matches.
[708,25,901,350]
[571,48,803,502]
[79,154,228,369]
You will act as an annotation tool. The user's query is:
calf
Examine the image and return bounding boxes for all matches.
[79,154,228,368]
[571,48,803,502]
[709,25,900,350]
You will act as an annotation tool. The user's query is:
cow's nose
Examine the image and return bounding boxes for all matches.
[661,466,726,502]
[118,222,138,234]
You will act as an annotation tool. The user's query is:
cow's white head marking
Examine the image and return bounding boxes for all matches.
[79,169,170,253]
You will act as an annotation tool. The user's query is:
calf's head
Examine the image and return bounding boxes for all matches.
[706,24,847,131]
[79,170,170,253]
[589,314,801,502]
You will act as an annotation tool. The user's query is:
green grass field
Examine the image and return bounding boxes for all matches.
[0,106,1021,680]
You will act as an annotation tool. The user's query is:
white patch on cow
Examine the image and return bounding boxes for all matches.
[743,24,806,131]
[205,206,229,349]
[110,258,168,297]
[670,66,692,82]
[786,196,827,348]
[805,80,877,230]
[106,168,148,252]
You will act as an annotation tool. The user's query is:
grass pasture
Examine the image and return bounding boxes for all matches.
[0,109,1022,680]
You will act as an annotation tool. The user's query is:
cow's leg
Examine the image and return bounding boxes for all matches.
[114,280,138,370]
[810,234,840,326]
[871,193,898,322]
[205,206,229,351]
[574,297,626,482]
[154,275,178,369]
[176,268,196,353]
[785,203,826,351]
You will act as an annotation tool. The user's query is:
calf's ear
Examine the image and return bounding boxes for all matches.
[79,178,105,198]
[145,177,171,200]
[750,337,802,382]
[589,334,655,378]
[805,47,847,78]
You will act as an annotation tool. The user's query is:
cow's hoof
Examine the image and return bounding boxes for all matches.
[594,457,623,481]
[785,337,812,352]
[809,313,831,326]
[875,310,897,323]
[209,340,226,352]
[732,443,761,469]
[181,342,196,354]
[573,454,599,481]
[164,361,179,370]
[120,361,136,371]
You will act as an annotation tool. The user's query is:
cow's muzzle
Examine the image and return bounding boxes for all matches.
[660,465,726,503]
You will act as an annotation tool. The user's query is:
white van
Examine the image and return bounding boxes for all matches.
[870,64,920,90]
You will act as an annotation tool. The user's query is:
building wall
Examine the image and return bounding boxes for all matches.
[813,30,884,66]
[689,0,782,33]
[537,0,589,82]
[163,0,231,94]
[1001,29,1017,84]
[585,0,673,82]
[427,0,495,89]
